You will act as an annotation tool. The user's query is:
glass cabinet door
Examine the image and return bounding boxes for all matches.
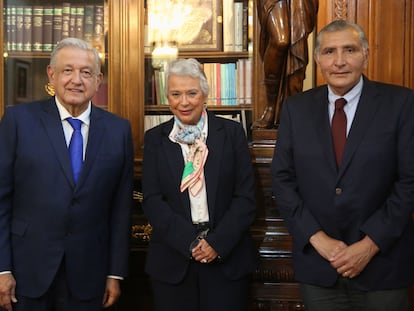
[2,0,108,110]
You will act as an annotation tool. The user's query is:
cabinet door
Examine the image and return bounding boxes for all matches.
[143,0,254,141]
[0,0,109,114]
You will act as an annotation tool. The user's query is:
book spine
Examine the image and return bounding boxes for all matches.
[15,6,23,52]
[244,59,252,104]
[69,6,76,38]
[9,6,17,52]
[75,6,84,39]
[154,70,161,106]
[23,6,32,52]
[215,63,221,105]
[233,2,243,52]
[228,62,237,105]
[93,5,105,52]
[83,5,95,44]
[32,6,43,52]
[43,6,53,52]
[222,0,235,52]
[203,63,215,105]
[242,2,249,51]
[61,3,71,39]
[52,6,62,45]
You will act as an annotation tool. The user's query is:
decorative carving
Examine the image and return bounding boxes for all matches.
[133,190,143,203]
[334,0,348,20]
[131,224,152,242]
[252,0,319,129]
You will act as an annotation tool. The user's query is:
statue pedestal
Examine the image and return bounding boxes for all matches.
[251,128,277,145]
[248,127,304,309]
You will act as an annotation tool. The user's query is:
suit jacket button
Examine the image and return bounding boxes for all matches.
[335,188,342,195]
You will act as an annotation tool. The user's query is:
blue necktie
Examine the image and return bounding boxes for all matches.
[67,118,83,183]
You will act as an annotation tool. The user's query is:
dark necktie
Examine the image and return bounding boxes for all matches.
[331,98,347,168]
[67,118,83,183]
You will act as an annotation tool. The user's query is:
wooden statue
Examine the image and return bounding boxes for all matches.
[252,0,319,129]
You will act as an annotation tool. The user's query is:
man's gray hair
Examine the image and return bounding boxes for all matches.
[49,37,101,72]
[315,20,369,57]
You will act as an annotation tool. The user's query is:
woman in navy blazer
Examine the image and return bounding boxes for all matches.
[142,58,257,311]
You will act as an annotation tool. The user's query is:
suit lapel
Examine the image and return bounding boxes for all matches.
[204,113,224,222]
[339,78,380,177]
[312,88,338,172]
[161,120,192,218]
[77,105,106,187]
[40,99,74,186]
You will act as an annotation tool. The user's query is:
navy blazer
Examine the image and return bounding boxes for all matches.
[0,98,134,299]
[142,112,257,284]
[272,77,414,290]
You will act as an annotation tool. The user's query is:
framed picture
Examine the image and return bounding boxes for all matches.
[14,60,32,104]
[175,0,222,51]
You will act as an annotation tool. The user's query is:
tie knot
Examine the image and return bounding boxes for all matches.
[335,98,347,110]
[67,118,82,131]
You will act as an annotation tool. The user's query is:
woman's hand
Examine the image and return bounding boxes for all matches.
[191,239,218,264]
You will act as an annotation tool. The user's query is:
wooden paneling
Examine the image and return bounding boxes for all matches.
[108,0,145,156]
[316,0,414,89]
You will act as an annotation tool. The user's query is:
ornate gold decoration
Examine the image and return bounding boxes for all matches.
[44,83,55,96]
[133,191,143,203]
[131,224,152,242]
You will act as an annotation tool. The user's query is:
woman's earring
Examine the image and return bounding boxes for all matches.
[44,83,55,96]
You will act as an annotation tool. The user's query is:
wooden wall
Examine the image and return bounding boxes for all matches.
[316,0,414,89]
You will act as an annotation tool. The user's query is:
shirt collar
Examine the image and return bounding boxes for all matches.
[55,97,91,126]
[328,76,364,106]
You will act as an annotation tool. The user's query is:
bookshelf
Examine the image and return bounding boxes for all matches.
[2,1,107,106]
[143,0,254,136]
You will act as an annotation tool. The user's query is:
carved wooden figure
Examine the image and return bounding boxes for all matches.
[253,0,318,129]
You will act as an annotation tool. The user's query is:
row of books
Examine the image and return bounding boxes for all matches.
[4,3,105,53]
[148,59,252,106]
[223,1,250,52]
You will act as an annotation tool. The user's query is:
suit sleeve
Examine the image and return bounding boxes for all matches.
[360,89,414,252]
[108,121,134,277]
[142,128,197,258]
[271,99,322,250]
[0,108,16,271]
[204,122,256,259]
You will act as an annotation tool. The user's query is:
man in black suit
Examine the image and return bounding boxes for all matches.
[0,38,133,311]
[272,20,414,310]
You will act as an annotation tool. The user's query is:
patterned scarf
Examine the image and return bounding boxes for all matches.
[173,110,209,196]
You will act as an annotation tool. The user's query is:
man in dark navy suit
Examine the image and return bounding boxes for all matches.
[272,20,414,310]
[0,38,133,311]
